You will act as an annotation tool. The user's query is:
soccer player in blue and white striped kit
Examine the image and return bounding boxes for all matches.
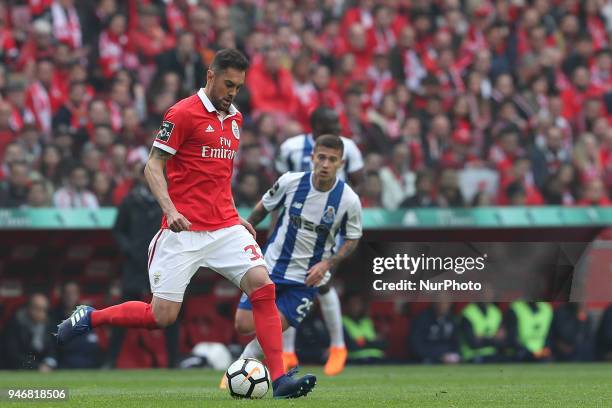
[228,134,362,383]
[274,107,364,376]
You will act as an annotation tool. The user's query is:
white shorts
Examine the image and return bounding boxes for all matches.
[147,224,267,302]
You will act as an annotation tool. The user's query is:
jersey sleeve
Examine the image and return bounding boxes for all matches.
[274,140,292,174]
[152,106,190,155]
[261,172,292,211]
[342,196,363,239]
[344,138,364,174]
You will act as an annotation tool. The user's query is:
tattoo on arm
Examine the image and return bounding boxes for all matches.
[145,146,175,214]
[149,146,173,161]
[328,239,359,272]
[247,201,269,228]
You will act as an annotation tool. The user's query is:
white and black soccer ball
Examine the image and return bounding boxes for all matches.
[225,358,271,399]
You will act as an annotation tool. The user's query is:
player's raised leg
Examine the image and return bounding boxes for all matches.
[56,296,179,345]
[56,229,199,345]
[319,285,348,376]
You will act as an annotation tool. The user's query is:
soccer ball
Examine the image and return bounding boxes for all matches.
[225,358,271,399]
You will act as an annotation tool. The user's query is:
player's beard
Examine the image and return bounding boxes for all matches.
[213,96,231,113]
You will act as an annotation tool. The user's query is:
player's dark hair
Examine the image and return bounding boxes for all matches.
[314,134,344,155]
[310,106,339,134]
[210,49,250,73]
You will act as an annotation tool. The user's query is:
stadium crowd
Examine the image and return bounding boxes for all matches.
[0,0,610,208]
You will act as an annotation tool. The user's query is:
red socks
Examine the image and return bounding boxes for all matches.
[249,284,284,381]
[91,301,158,329]
[90,288,284,381]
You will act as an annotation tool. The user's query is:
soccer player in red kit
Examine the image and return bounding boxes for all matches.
[56,49,316,398]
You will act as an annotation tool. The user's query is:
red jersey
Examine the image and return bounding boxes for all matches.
[152,89,241,231]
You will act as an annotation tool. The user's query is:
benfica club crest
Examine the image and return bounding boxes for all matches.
[231,120,240,139]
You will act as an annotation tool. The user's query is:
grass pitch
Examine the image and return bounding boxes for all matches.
[1,364,611,407]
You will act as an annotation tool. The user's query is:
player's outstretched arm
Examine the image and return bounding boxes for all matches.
[305,238,360,287]
[144,146,191,232]
[247,200,269,229]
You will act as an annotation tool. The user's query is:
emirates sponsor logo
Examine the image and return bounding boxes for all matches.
[202,145,237,160]
[202,137,236,160]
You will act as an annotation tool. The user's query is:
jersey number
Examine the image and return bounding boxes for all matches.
[244,244,263,261]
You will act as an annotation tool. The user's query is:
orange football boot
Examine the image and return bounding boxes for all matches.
[282,351,299,372]
[324,346,347,376]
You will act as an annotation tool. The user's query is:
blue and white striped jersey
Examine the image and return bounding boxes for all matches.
[275,133,364,181]
[262,171,362,285]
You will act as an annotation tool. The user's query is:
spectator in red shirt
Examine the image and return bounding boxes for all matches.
[330,53,361,98]
[0,10,18,65]
[25,58,65,135]
[341,0,374,37]
[578,177,611,206]
[294,63,342,130]
[5,80,31,134]
[107,80,134,132]
[29,0,54,19]
[499,157,544,206]
[562,65,603,123]
[50,0,82,50]
[337,23,373,74]
[129,5,175,66]
[0,101,16,157]
[489,125,524,175]
[366,52,395,107]
[367,92,403,143]
[247,46,298,118]
[317,17,344,60]
[53,80,89,133]
[16,19,55,74]
[98,13,138,80]
[439,129,480,170]
[368,4,399,55]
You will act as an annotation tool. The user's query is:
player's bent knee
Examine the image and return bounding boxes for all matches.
[234,320,252,335]
[241,265,273,295]
[154,313,177,328]
[151,296,181,328]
